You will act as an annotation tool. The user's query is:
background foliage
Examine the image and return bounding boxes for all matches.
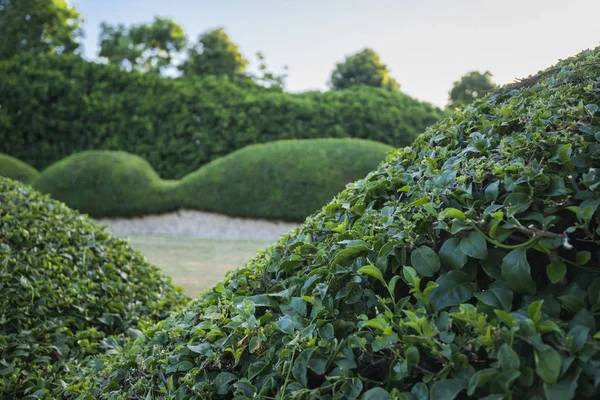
[70,47,600,399]
[448,70,497,109]
[179,138,394,221]
[330,48,400,91]
[0,178,186,398]
[0,54,444,179]
[0,153,39,184]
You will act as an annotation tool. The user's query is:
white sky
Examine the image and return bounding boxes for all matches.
[73,0,600,108]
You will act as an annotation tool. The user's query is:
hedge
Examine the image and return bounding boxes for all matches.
[34,150,177,218]
[0,178,186,398]
[0,54,446,179]
[67,46,600,399]
[0,153,39,184]
[178,138,394,221]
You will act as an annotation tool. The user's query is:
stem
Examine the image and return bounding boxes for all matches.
[470,223,538,249]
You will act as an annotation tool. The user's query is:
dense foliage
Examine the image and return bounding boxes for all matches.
[330,48,400,91]
[29,139,391,220]
[448,71,497,109]
[34,150,177,218]
[0,178,186,398]
[0,0,82,60]
[0,153,39,184]
[72,47,600,399]
[179,139,394,221]
[0,54,445,179]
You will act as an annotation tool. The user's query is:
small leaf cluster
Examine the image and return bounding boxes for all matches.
[72,47,600,399]
[0,178,187,398]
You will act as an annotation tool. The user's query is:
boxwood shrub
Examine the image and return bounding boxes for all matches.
[34,150,178,218]
[71,47,600,399]
[0,153,39,184]
[0,178,187,398]
[178,138,394,221]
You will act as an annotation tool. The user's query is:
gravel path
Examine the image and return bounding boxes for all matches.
[95,209,301,241]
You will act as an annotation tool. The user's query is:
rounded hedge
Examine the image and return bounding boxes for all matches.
[0,178,186,397]
[0,153,39,184]
[178,138,394,221]
[34,150,177,218]
[74,47,600,399]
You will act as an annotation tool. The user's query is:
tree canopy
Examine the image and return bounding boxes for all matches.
[99,17,187,73]
[0,0,83,59]
[330,48,400,91]
[179,27,248,78]
[447,70,496,108]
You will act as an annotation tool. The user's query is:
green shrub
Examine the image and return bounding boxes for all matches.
[0,153,39,184]
[34,150,177,218]
[0,178,186,398]
[73,47,600,399]
[0,54,446,179]
[179,138,394,221]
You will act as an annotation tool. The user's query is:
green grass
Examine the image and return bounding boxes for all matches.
[121,234,272,297]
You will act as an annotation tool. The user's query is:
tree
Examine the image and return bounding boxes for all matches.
[99,17,187,73]
[249,51,288,90]
[0,0,83,59]
[179,28,248,78]
[329,48,400,91]
[448,70,496,108]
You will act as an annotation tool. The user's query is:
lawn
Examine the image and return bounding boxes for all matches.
[121,234,274,297]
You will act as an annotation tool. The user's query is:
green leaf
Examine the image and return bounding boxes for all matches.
[543,377,578,400]
[429,271,474,312]
[439,238,468,270]
[439,207,466,220]
[275,316,294,334]
[357,264,385,285]
[430,379,466,400]
[494,310,515,328]
[411,382,428,400]
[460,231,488,260]
[498,344,520,371]
[293,348,316,387]
[485,181,500,202]
[528,300,543,324]
[214,372,238,395]
[534,347,561,384]
[361,387,390,400]
[280,297,307,317]
[332,240,371,266]
[340,378,363,400]
[576,251,591,265]
[410,246,441,277]
[501,248,536,294]
[474,283,513,311]
[402,266,419,287]
[558,144,572,164]
[547,261,566,284]
[405,346,420,365]
[467,368,499,396]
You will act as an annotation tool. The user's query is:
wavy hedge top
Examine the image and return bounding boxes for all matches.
[0,153,39,184]
[71,48,600,399]
[0,178,187,398]
[0,54,446,179]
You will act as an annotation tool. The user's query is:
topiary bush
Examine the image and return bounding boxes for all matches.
[0,54,446,179]
[34,150,178,218]
[178,138,394,221]
[71,47,600,399]
[0,153,39,184]
[0,178,187,398]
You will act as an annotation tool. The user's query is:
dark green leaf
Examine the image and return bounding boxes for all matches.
[410,246,441,277]
[460,231,488,260]
[430,379,466,400]
[214,372,237,395]
[430,271,474,311]
[534,347,561,384]
[501,248,536,294]
[439,238,468,270]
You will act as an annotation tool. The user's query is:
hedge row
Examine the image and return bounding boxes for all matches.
[0,153,39,184]
[67,46,600,399]
[10,138,393,221]
[0,178,186,398]
[0,54,446,179]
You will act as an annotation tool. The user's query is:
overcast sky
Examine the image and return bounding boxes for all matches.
[72,0,600,108]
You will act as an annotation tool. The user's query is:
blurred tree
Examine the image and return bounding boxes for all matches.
[179,28,248,78]
[99,17,187,73]
[448,70,496,108]
[249,51,288,90]
[0,0,83,59]
[330,48,400,91]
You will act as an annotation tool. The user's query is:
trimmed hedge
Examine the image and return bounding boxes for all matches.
[0,153,39,184]
[34,150,177,218]
[0,54,446,179]
[70,47,600,399]
[179,138,394,221]
[0,178,186,398]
